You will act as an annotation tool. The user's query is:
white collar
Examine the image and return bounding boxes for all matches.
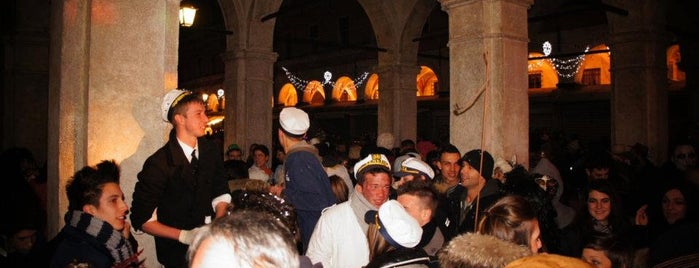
[177,138,198,162]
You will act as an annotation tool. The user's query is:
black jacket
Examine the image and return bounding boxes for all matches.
[130,133,228,267]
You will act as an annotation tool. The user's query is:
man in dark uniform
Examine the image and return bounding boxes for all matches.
[130,89,230,268]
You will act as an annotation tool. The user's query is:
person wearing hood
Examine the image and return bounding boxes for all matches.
[532,155,576,229]
[306,154,393,268]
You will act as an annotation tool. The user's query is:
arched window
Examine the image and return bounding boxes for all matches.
[332,76,358,102]
[303,80,326,105]
[528,52,559,89]
[278,83,298,106]
[575,44,611,85]
[417,66,438,96]
[364,73,379,100]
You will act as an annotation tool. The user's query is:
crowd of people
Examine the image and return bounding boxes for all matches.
[3,89,699,268]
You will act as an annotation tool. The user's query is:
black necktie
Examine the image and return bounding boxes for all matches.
[191,149,199,175]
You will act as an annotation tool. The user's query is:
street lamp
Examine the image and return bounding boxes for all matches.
[179,1,197,27]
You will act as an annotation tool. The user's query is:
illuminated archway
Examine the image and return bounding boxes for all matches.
[365,73,379,100]
[278,83,298,106]
[667,44,685,82]
[527,52,559,88]
[417,66,437,96]
[331,76,357,102]
[303,80,326,105]
[575,44,611,85]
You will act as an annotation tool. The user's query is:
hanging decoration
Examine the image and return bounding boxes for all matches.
[282,67,370,94]
[529,42,590,78]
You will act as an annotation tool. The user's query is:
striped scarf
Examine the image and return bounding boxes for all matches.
[65,210,139,267]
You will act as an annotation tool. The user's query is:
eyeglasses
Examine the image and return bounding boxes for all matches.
[675,153,696,160]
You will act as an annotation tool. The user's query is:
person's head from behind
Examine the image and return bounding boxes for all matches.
[229,190,300,244]
[671,143,697,171]
[188,211,299,268]
[585,180,621,223]
[353,154,392,207]
[66,160,128,231]
[582,232,632,268]
[364,200,423,260]
[329,175,349,203]
[277,107,310,148]
[396,180,438,226]
[477,195,542,254]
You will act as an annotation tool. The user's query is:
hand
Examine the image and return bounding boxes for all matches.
[178,226,205,245]
[635,204,648,226]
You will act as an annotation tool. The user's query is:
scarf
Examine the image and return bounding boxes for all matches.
[65,210,139,266]
[349,191,378,235]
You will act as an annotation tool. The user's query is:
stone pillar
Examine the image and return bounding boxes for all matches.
[440,0,532,165]
[48,1,179,266]
[223,48,278,153]
[377,63,420,148]
[608,1,669,164]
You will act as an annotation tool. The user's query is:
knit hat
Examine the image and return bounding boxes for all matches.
[226,143,241,153]
[393,157,435,180]
[354,154,391,179]
[364,200,423,248]
[161,89,191,122]
[279,107,310,135]
[461,149,494,180]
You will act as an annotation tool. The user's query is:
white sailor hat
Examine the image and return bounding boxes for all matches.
[161,89,191,122]
[279,107,310,135]
[365,200,423,248]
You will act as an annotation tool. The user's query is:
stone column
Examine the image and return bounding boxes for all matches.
[48,1,179,266]
[377,63,420,148]
[608,1,669,164]
[440,0,532,165]
[223,48,278,152]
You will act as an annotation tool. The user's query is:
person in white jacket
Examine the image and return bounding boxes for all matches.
[306,154,393,268]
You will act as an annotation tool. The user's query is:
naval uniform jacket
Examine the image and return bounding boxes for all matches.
[130,133,228,267]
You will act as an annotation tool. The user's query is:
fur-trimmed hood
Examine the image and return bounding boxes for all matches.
[438,233,532,268]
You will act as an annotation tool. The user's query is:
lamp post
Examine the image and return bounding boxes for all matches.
[179,1,197,27]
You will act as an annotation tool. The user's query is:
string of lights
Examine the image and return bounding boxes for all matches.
[282,66,370,93]
[528,44,590,78]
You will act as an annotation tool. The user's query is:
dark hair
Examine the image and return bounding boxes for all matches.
[584,152,613,170]
[397,180,438,212]
[252,144,270,157]
[477,195,538,249]
[224,160,249,180]
[578,180,629,233]
[66,160,120,210]
[400,139,415,149]
[439,144,461,159]
[583,232,632,268]
[169,93,204,122]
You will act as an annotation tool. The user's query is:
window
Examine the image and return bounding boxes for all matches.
[582,68,601,85]
[528,72,542,88]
